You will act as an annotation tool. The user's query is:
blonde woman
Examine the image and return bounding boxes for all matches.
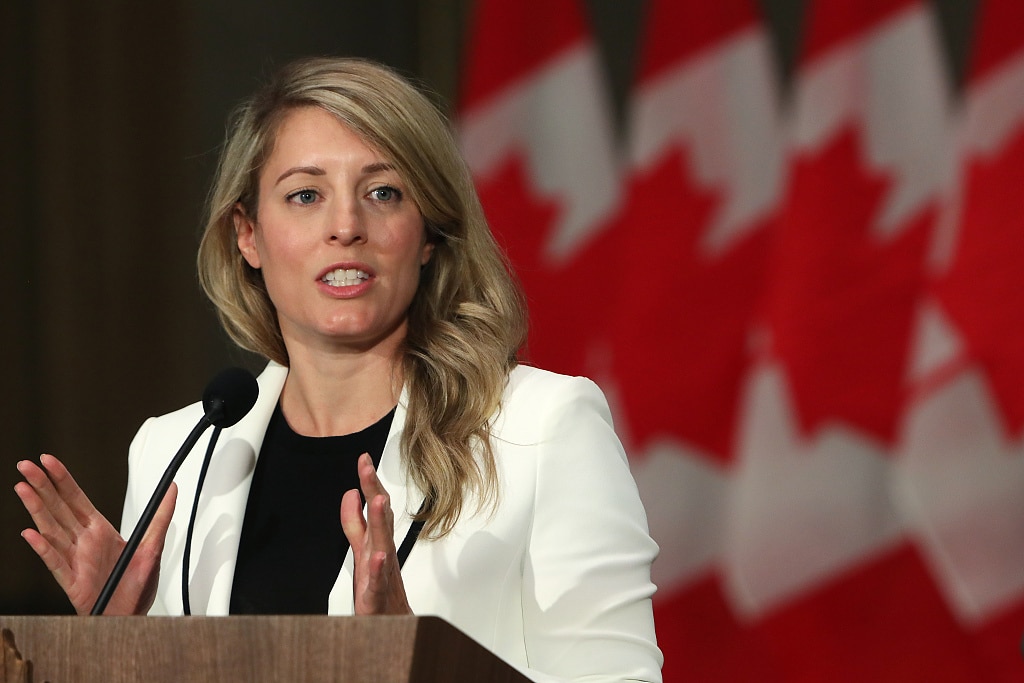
[16,57,662,682]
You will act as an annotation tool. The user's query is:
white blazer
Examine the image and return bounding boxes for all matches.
[120,362,663,683]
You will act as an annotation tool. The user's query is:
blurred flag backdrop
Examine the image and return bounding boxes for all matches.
[459,0,1024,680]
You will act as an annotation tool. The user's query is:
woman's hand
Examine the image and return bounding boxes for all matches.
[14,454,176,615]
[340,452,412,615]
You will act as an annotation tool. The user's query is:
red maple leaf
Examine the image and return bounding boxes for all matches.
[935,123,1024,436]
[476,148,772,464]
[767,126,933,446]
[603,149,772,462]
[474,153,603,377]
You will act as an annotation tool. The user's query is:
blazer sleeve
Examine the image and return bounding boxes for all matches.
[118,415,176,616]
[119,416,155,539]
[518,376,663,683]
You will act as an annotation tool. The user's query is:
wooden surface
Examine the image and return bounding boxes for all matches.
[0,615,529,683]
[1,631,29,683]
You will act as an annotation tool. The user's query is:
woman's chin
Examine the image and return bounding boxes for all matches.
[316,320,407,352]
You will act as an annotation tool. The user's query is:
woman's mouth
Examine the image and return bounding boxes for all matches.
[322,268,370,287]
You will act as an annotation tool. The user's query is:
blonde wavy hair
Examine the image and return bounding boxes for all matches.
[197,57,527,538]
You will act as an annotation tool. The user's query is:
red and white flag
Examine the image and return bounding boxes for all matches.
[897,0,1024,677]
[457,0,1024,679]
[458,0,620,378]
[608,1,784,679]
[729,0,964,678]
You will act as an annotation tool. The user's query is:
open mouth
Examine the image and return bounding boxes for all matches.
[322,268,370,287]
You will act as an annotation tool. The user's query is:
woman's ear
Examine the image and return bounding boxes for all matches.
[420,240,435,266]
[234,203,261,269]
[420,220,438,266]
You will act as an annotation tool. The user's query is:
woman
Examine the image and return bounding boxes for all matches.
[16,57,662,682]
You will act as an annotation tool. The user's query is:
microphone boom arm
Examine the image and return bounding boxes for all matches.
[90,415,213,616]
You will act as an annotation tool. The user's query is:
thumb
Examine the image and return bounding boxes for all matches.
[139,482,177,557]
[340,488,366,553]
[116,483,177,615]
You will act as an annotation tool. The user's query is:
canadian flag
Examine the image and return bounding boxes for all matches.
[727,0,975,679]
[458,0,620,380]
[610,1,785,680]
[897,0,1024,677]
[459,0,1024,680]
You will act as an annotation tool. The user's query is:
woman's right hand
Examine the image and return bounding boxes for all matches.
[14,454,176,615]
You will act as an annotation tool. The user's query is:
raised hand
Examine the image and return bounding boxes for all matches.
[14,454,176,615]
[340,452,412,615]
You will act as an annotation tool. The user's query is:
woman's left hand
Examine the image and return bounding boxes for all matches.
[340,453,412,615]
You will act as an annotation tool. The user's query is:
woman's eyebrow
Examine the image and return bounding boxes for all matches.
[362,161,395,175]
[274,162,395,186]
[275,165,325,185]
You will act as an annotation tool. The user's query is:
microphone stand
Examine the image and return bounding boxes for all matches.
[90,415,214,615]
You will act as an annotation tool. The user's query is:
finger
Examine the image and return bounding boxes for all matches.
[123,484,177,601]
[365,493,396,556]
[14,475,75,557]
[356,453,387,500]
[364,549,390,603]
[356,453,394,549]
[17,460,77,532]
[19,456,88,541]
[340,488,367,554]
[20,528,65,574]
[20,528,76,596]
[360,495,397,607]
[40,453,104,529]
[138,483,177,558]
[370,550,388,578]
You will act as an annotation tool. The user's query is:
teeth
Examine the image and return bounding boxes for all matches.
[322,268,369,287]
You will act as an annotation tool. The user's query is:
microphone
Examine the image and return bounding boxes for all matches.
[202,367,260,428]
[90,367,259,616]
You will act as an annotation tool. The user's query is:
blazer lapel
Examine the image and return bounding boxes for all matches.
[328,387,425,615]
[188,362,288,615]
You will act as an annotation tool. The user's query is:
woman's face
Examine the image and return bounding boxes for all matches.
[235,106,433,356]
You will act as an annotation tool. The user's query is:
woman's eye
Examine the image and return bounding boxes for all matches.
[288,189,318,205]
[369,186,401,202]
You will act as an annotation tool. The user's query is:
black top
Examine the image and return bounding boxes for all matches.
[229,403,395,614]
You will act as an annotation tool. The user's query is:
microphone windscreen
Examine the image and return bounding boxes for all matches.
[202,367,259,428]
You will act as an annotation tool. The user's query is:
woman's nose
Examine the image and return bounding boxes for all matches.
[328,198,367,244]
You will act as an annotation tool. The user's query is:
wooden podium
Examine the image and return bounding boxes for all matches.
[0,615,530,682]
